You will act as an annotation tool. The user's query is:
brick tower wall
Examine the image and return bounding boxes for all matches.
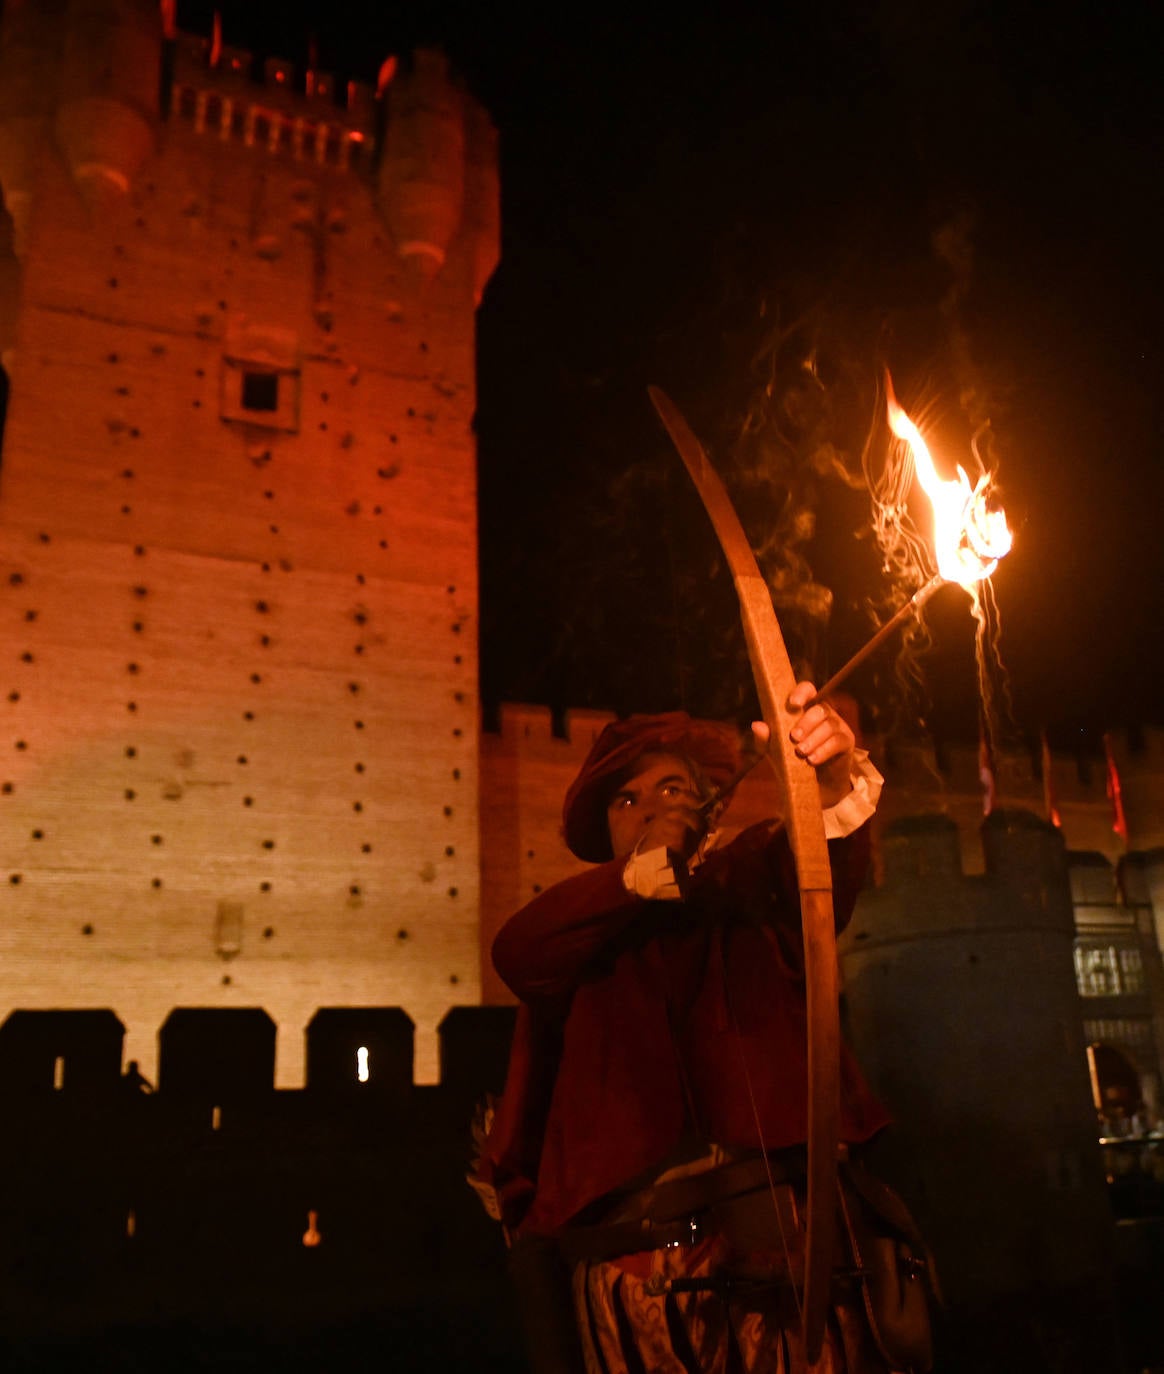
[0,21,498,1085]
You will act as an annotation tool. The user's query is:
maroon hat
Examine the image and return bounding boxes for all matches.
[562,711,742,863]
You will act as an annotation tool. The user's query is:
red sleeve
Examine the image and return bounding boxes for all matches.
[492,819,872,1004]
[491,859,648,1004]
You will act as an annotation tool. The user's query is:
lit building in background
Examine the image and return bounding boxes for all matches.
[0,1,498,1085]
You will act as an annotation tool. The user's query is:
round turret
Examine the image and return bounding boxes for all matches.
[0,190,22,367]
[0,0,65,256]
[981,806,1074,932]
[377,50,465,282]
[53,0,160,214]
[462,98,499,306]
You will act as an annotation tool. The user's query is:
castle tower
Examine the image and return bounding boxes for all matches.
[0,10,500,1085]
[841,809,1117,1351]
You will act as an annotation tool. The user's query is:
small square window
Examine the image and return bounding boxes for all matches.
[241,371,279,412]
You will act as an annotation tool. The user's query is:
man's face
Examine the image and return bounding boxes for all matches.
[605,752,705,860]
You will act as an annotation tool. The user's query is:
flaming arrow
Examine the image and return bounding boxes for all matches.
[648,385,839,1366]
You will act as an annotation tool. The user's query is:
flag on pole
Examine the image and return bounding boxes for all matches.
[1040,730,1061,828]
[1102,733,1128,846]
[978,726,996,817]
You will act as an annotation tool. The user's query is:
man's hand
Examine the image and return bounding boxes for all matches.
[751,683,857,812]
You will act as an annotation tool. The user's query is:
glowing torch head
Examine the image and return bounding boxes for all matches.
[886,378,1012,587]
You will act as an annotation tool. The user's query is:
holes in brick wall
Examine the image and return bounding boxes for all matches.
[361,843,372,854]
[444,846,455,857]
[9,873,22,885]
[1,782,12,794]
[125,746,137,758]
[7,692,18,703]
[448,974,459,986]
[151,878,162,889]
[396,929,409,942]
[127,663,139,674]
[443,806,453,817]
[14,740,26,751]
[242,796,254,807]
[20,652,34,663]
[150,834,162,845]
[124,789,136,801]
[259,882,271,893]
[237,755,248,766]
[261,839,275,850]
[352,801,363,813]
[82,924,94,936]
[24,610,37,623]
[447,887,458,898]
[262,926,274,938]
[354,762,365,773]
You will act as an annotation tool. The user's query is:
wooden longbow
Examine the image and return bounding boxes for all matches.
[649,385,839,1367]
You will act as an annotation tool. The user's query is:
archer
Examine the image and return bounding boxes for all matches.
[475,687,933,1372]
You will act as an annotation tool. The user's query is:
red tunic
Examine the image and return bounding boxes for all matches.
[485,819,889,1236]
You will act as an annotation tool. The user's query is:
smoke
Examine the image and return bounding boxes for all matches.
[727,309,871,683]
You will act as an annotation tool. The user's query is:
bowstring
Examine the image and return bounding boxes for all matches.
[722,955,805,1324]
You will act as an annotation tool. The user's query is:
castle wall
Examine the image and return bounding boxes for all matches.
[0,23,498,1085]
[841,810,1116,1305]
[877,729,1164,871]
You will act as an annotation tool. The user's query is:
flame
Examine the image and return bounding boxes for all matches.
[885,372,1012,588]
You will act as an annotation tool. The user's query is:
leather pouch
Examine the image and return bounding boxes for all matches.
[837,1163,939,1374]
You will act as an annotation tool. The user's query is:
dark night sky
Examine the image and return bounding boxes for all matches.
[185,3,1163,755]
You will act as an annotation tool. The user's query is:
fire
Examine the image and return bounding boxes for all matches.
[885,373,1012,588]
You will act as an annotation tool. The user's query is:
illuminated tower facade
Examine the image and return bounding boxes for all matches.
[0,0,499,1084]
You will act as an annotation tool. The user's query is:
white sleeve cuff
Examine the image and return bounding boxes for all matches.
[622,845,685,900]
[822,748,883,840]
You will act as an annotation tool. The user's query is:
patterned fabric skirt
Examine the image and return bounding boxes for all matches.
[572,1226,891,1374]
